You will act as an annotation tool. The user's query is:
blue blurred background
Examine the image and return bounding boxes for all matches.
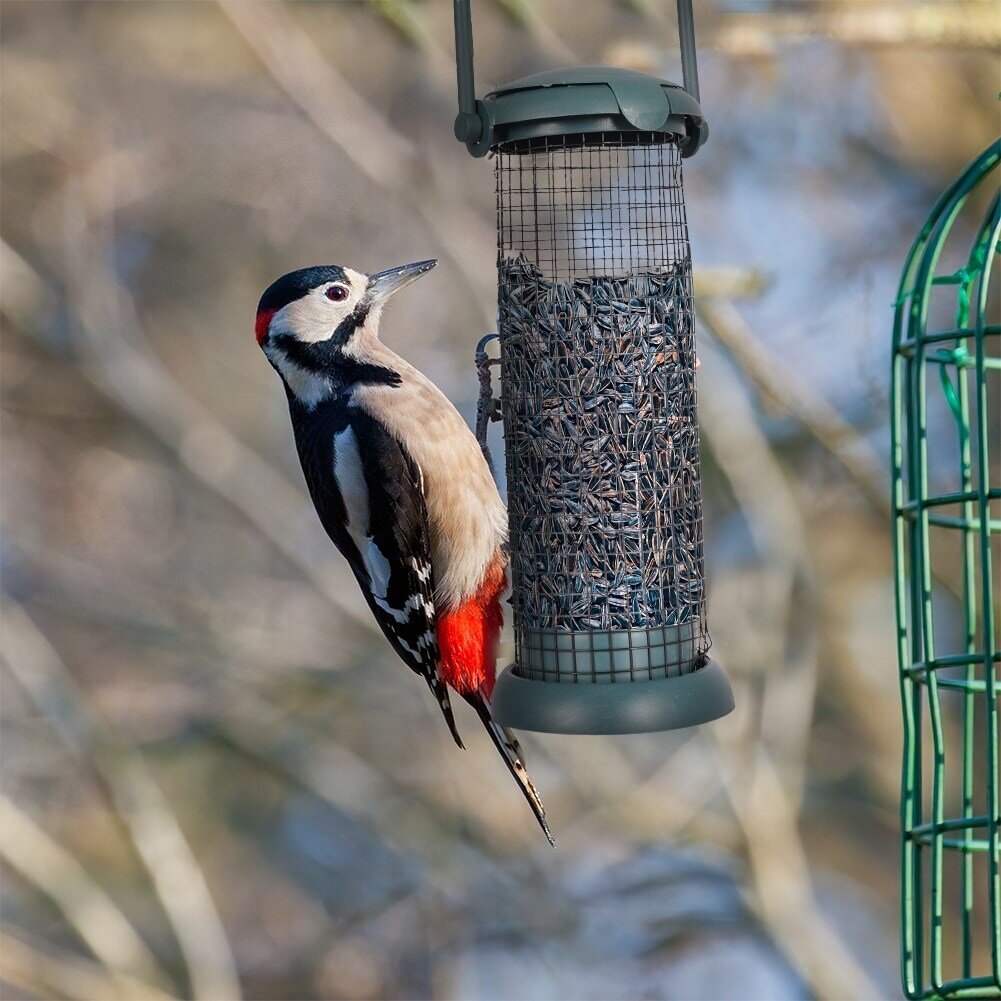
[1,2,998,998]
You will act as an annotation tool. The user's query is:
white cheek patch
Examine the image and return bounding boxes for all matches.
[270,278,363,345]
[269,300,335,344]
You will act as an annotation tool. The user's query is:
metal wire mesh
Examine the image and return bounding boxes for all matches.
[495,133,710,683]
[891,142,1000,999]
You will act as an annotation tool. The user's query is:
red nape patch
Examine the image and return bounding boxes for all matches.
[255,307,277,345]
[437,560,506,697]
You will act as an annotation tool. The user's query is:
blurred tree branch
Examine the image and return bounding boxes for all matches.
[699,298,889,517]
[218,0,498,328]
[0,932,176,1001]
[1,603,241,1001]
[716,741,882,1001]
[696,333,883,1000]
[487,0,577,64]
[4,137,382,632]
[714,3,1001,56]
[0,794,170,992]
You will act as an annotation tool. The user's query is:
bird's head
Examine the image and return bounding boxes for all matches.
[255,259,437,358]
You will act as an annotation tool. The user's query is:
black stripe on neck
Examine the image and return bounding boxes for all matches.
[275,334,401,390]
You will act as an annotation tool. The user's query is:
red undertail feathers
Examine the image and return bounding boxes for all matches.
[436,559,505,698]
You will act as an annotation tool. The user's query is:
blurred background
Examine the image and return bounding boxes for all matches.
[1,2,998,999]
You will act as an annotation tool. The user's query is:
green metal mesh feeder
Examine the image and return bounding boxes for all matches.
[892,140,1000,998]
[453,1,733,735]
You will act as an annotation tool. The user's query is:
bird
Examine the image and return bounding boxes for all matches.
[255,259,554,845]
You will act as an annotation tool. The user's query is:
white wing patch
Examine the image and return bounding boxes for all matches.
[334,425,435,639]
[366,541,393,602]
[333,425,371,553]
[333,428,399,606]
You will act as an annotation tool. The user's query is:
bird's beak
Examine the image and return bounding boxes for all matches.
[366,259,437,304]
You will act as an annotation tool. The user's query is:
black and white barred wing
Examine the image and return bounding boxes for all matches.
[332,407,463,748]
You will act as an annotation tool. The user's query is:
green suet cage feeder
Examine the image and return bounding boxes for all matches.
[892,140,1000,998]
[452,0,733,735]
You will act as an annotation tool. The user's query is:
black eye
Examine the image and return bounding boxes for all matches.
[325,285,348,302]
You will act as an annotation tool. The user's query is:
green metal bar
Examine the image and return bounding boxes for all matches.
[958,289,977,981]
[905,651,1001,675]
[895,327,924,995]
[921,351,1001,371]
[913,815,995,836]
[897,325,1001,354]
[900,489,1001,514]
[906,155,976,996]
[892,140,1001,999]
[892,147,1000,323]
[913,675,989,695]
[937,976,1001,998]
[924,513,1001,532]
[915,837,990,854]
[972,195,1001,989]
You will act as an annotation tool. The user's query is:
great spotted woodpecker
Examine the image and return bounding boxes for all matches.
[256,260,553,844]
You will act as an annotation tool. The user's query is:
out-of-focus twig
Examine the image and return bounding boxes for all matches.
[0,795,170,992]
[3,141,377,633]
[714,4,1001,56]
[0,932,176,1001]
[698,329,822,788]
[699,298,889,516]
[218,0,497,327]
[1,603,241,1001]
[693,266,771,302]
[698,332,884,998]
[364,0,436,50]
[559,733,728,847]
[488,0,577,64]
[211,687,567,888]
[716,741,882,1001]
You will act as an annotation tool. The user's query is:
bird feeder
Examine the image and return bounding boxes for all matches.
[453,0,733,734]
[892,141,1000,998]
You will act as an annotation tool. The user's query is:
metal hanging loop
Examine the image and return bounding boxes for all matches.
[452,0,485,144]
[676,0,701,102]
[451,0,708,157]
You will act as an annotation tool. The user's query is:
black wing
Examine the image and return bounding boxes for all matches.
[293,399,462,748]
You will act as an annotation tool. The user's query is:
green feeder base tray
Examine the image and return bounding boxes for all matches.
[491,658,734,735]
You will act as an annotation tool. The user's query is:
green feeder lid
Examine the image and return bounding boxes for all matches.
[457,66,708,158]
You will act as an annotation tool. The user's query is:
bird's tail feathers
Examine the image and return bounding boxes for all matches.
[426,674,465,750]
[465,689,556,846]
